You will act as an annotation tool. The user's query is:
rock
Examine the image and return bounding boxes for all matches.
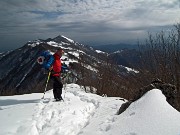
[117,79,178,115]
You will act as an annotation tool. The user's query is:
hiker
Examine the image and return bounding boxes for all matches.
[45,48,64,101]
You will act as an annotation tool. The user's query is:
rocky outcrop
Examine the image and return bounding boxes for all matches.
[117,79,179,115]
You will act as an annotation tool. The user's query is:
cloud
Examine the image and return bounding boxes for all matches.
[0,0,180,51]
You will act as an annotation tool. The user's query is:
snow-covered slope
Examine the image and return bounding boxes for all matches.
[109,89,180,135]
[0,85,180,135]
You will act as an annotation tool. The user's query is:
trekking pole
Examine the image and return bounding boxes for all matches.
[64,81,67,99]
[63,71,70,99]
[41,71,51,99]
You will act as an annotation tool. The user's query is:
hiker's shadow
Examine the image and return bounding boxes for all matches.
[0,99,39,107]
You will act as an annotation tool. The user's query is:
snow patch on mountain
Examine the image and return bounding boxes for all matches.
[47,41,69,47]
[16,61,36,88]
[124,66,139,73]
[115,50,123,53]
[27,40,42,47]
[68,51,80,58]
[47,41,59,47]
[83,64,98,73]
[61,35,74,43]
[119,65,139,74]
[95,50,106,54]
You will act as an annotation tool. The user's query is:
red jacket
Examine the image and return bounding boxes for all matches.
[52,53,62,76]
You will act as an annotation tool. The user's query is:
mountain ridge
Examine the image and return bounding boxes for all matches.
[0,35,139,96]
[92,43,139,53]
[0,35,95,95]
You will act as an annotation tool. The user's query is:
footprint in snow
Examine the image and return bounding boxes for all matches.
[130,112,136,116]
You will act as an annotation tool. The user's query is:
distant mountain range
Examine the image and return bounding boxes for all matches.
[92,43,141,68]
[92,43,139,53]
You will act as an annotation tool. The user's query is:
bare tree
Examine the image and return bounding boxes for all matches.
[138,23,180,110]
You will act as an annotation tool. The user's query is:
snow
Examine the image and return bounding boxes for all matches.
[61,53,78,65]
[47,41,59,47]
[68,51,79,58]
[0,85,180,135]
[95,50,106,54]
[61,35,74,43]
[42,40,87,66]
[108,89,180,135]
[16,61,36,88]
[27,41,41,47]
[83,64,98,72]
[113,50,123,54]
[124,66,139,73]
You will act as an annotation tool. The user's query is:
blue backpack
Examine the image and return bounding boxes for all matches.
[37,50,54,70]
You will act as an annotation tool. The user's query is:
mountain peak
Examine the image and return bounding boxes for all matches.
[53,35,74,44]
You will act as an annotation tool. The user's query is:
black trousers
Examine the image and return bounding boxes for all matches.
[51,76,63,99]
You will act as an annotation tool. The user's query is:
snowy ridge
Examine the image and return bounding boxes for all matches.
[47,41,71,47]
[61,35,74,43]
[114,89,180,135]
[0,85,180,135]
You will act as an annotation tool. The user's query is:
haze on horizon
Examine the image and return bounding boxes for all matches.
[0,0,180,52]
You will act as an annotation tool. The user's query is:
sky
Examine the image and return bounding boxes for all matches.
[0,0,180,52]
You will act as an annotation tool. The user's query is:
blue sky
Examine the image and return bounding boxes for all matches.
[0,0,180,51]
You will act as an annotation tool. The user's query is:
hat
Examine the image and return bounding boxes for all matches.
[56,48,64,55]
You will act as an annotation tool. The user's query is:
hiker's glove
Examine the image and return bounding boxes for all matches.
[49,66,53,71]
